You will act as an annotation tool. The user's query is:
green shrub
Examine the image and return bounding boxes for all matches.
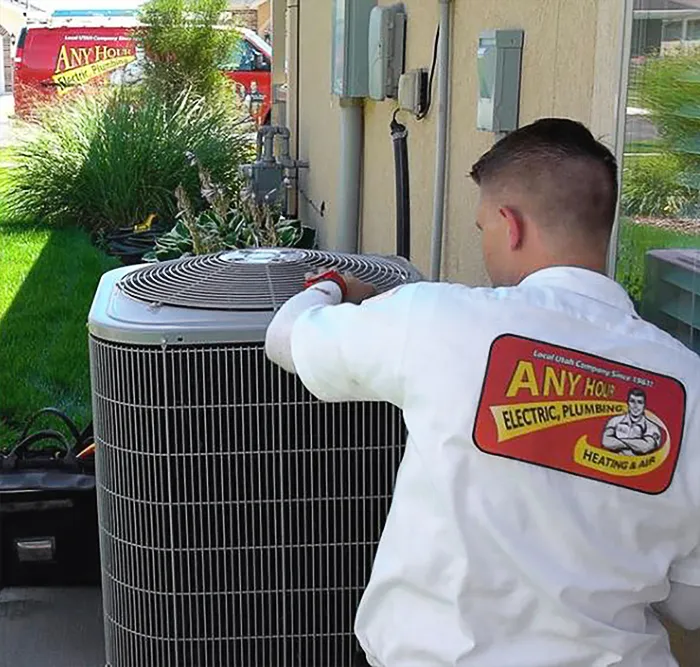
[147,162,316,261]
[635,50,700,212]
[621,153,694,217]
[137,0,240,102]
[637,48,700,148]
[5,87,253,232]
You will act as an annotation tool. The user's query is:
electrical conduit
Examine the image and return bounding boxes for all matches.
[429,0,452,281]
[337,98,364,253]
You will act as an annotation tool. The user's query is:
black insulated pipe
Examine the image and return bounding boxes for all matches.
[391,113,411,260]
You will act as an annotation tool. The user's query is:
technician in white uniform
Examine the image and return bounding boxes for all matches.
[265,118,700,667]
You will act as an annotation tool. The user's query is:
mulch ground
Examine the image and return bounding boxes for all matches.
[632,217,700,235]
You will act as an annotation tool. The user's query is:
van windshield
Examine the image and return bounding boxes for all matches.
[222,40,269,72]
[16,27,27,51]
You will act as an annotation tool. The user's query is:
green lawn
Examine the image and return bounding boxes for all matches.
[616,218,700,307]
[0,146,16,164]
[0,166,119,449]
[623,139,663,155]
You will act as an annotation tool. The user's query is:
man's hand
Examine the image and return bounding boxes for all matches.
[305,269,377,305]
[344,275,377,305]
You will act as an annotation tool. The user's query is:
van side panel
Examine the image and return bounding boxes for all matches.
[15,26,136,116]
[14,26,272,124]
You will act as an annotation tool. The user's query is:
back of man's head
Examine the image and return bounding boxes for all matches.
[470,118,618,285]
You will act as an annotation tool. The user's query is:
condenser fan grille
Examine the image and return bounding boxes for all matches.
[117,248,420,311]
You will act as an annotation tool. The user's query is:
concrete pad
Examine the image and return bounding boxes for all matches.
[0,587,105,667]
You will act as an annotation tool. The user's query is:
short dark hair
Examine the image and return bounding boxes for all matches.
[470,118,618,238]
[628,388,646,402]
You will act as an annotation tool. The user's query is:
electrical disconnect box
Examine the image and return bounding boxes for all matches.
[477,29,524,133]
[398,69,428,117]
[368,3,407,101]
[331,0,377,98]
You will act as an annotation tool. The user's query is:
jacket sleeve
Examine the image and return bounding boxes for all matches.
[265,282,343,374]
[288,284,419,407]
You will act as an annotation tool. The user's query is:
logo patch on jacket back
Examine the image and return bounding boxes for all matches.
[473,335,686,494]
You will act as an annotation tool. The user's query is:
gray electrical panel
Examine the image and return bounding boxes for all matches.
[332,0,377,98]
[368,3,407,101]
[477,29,524,133]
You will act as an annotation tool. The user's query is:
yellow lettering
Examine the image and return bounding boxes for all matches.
[55,44,71,72]
[506,360,540,398]
[68,48,83,68]
[78,47,91,65]
[543,366,566,397]
[584,377,596,397]
[583,377,615,398]
[567,371,581,395]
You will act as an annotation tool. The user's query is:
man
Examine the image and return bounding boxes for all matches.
[244,80,264,124]
[110,45,147,87]
[265,119,700,666]
[602,388,662,455]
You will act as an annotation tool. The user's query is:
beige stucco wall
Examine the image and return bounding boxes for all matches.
[0,2,28,93]
[0,3,27,45]
[256,0,270,36]
[291,0,626,284]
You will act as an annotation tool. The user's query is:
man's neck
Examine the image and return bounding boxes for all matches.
[524,240,608,279]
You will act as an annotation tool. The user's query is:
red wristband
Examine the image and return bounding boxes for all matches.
[304,270,348,299]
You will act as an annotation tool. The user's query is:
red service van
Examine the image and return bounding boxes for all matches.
[14,10,272,125]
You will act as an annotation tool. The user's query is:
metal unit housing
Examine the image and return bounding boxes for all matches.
[88,248,421,667]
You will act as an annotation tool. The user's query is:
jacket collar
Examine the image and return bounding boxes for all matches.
[518,266,637,313]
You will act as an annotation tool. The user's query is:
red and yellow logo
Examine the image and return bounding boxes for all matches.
[52,42,136,93]
[474,335,686,494]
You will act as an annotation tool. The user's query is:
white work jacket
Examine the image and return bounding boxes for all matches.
[271,267,700,667]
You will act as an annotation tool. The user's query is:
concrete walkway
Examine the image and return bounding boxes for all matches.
[0,587,105,667]
[0,93,16,148]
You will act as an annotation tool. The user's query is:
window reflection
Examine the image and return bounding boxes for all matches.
[617,0,700,357]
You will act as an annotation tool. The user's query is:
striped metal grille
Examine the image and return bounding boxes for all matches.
[116,249,421,311]
[90,337,405,667]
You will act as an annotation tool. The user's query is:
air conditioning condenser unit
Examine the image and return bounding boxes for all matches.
[88,248,422,667]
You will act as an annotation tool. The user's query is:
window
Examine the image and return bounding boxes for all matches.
[687,19,700,42]
[614,13,700,358]
[661,20,684,43]
[222,40,269,72]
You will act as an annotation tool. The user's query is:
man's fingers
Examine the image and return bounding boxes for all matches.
[305,268,327,280]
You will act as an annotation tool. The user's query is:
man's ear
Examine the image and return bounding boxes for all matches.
[499,206,525,251]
